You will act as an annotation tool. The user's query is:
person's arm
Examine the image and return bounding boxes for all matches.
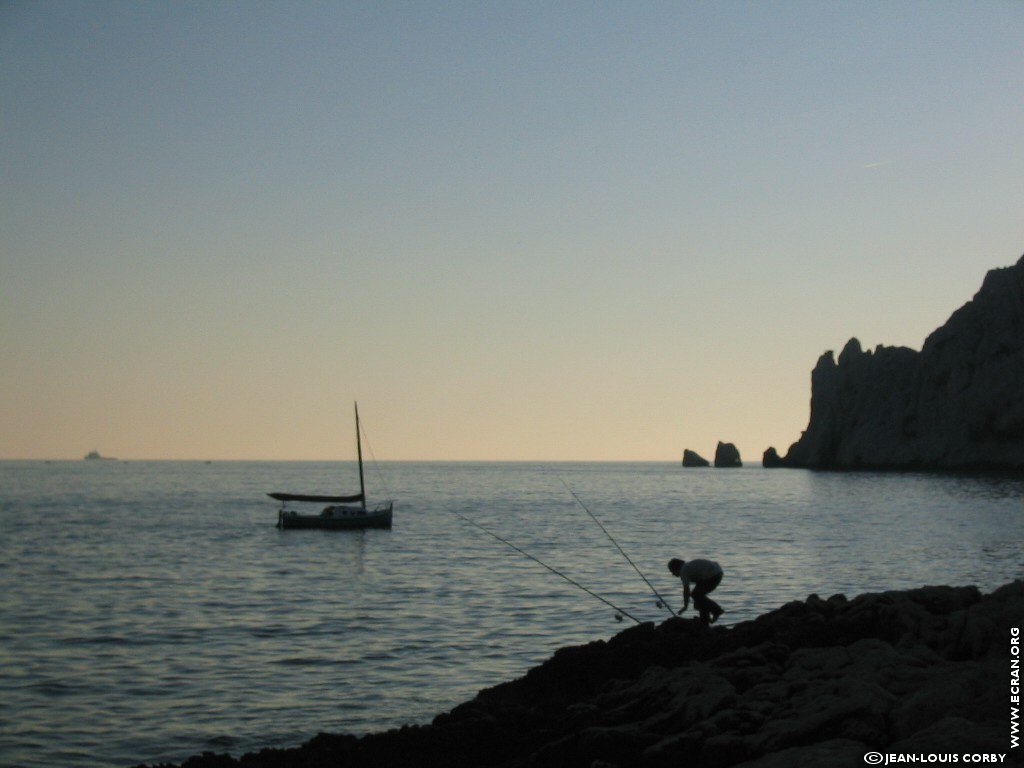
[679,577,690,614]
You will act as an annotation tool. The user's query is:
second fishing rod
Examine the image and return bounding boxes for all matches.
[451,508,643,624]
[455,481,677,623]
[558,477,677,617]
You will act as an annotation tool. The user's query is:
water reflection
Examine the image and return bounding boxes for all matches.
[931,471,1024,500]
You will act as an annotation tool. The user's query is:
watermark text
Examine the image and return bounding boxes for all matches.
[1011,627,1019,750]
[863,755,1008,764]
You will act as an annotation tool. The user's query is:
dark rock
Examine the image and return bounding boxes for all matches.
[728,739,867,767]
[714,442,742,468]
[761,448,783,468]
[137,580,1023,768]
[682,449,710,467]
[890,716,1008,755]
[780,255,1024,470]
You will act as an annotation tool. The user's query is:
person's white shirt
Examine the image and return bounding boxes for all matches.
[678,559,722,584]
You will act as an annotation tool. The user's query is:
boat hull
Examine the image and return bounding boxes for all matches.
[277,502,393,530]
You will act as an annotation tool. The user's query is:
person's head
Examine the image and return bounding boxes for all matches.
[667,558,684,576]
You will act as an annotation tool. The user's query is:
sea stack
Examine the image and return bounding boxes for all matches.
[682,449,710,467]
[767,254,1024,470]
[713,441,742,468]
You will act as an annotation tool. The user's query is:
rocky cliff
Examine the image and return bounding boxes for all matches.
[139,580,1022,768]
[774,255,1024,470]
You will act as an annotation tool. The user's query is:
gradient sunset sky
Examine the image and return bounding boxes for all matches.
[2,2,1022,461]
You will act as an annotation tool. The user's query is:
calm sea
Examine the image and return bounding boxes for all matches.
[1,460,1022,767]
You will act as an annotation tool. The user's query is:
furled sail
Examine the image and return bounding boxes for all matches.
[268,492,364,503]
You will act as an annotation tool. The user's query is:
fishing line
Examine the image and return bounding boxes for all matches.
[559,477,676,616]
[451,509,642,624]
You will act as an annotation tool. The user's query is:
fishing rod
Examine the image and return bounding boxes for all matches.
[559,478,676,616]
[451,509,642,624]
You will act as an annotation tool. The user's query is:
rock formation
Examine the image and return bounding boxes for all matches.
[761,447,783,468]
[139,580,1022,768]
[769,255,1024,470]
[714,441,742,468]
[682,449,710,467]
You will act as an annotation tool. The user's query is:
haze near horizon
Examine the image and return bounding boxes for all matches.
[2,2,1022,461]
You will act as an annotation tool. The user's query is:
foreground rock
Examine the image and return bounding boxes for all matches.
[768,254,1024,470]
[139,580,1022,768]
[682,449,710,467]
[714,441,742,468]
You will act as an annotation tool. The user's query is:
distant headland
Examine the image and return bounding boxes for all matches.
[766,254,1024,471]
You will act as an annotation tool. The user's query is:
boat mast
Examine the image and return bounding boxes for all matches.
[355,402,366,510]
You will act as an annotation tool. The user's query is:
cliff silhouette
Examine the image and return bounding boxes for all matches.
[770,255,1024,470]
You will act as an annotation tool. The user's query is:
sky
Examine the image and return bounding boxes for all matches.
[2,1,1022,461]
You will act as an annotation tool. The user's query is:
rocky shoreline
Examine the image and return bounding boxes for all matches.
[139,580,1022,768]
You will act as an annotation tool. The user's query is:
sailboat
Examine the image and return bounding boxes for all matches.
[270,403,393,530]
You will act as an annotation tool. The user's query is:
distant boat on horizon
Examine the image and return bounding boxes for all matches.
[84,450,116,461]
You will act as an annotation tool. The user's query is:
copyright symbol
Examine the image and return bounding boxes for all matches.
[864,753,884,765]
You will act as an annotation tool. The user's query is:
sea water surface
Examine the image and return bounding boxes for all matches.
[1,460,1022,767]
